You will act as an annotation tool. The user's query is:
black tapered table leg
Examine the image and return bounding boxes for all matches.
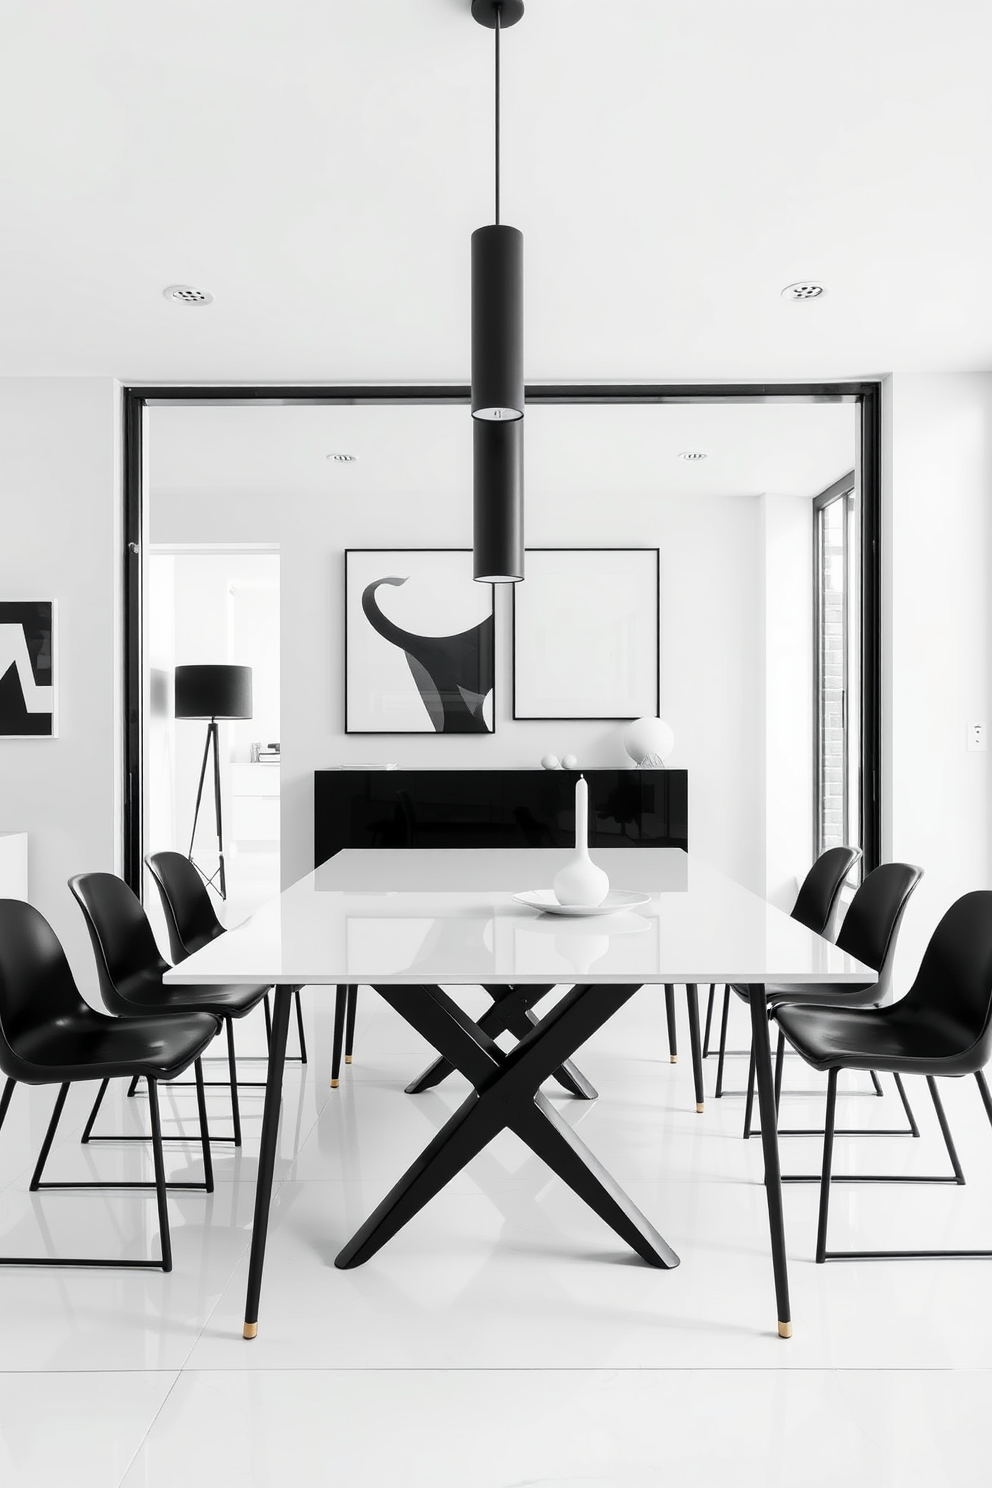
[746,984,792,1338]
[665,984,678,1064]
[343,984,357,1066]
[243,984,293,1340]
[714,986,731,1098]
[685,984,704,1112]
[294,989,308,1065]
[263,995,272,1051]
[330,985,347,1087]
[225,1017,242,1147]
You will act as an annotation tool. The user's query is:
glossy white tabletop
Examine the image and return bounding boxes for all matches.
[164,849,876,990]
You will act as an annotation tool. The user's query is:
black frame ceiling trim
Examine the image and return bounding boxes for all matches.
[122,381,882,891]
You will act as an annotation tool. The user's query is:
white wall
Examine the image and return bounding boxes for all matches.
[884,371,992,983]
[761,494,814,910]
[0,377,120,993]
[152,468,767,893]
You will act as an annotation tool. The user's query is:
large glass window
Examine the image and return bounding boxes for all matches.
[814,473,859,857]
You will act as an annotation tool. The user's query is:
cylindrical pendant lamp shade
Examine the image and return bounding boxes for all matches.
[175,664,253,720]
[474,417,524,582]
[471,224,524,421]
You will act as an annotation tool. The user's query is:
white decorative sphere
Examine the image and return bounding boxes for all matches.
[561,753,578,770]
[623,717,675,767]
[541,753,561,771]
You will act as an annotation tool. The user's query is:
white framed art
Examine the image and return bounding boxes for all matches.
[345,549,495,734]
[512,548,659,720]
[0,600,57,738]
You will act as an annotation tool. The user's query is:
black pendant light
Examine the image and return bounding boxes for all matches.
[471,0,525,584]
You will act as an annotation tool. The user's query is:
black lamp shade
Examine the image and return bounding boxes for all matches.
[175,664,253,720]
[474,418,524,582]
[471,224,524,421]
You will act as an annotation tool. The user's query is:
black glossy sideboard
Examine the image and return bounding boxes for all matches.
[314,769,688,865]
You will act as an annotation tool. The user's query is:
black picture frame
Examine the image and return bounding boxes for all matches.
[512,548,660,720]
[344,548,496,735]
[0,599,57,738]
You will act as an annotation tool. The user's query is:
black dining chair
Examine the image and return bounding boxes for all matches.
[773,889,992,1261]
[69,871,270,1147]
[146,850,308,1075]
[752,861,923,1142]
[712,844,862,1101]
[0,898,218,1270]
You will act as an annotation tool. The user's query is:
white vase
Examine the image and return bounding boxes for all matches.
[553,775,610,907]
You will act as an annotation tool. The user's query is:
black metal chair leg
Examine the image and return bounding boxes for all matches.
[330,984,347,1087]
[743,1047,756,1138]
[344,984,358,1066]
[893,1072,920,1136]
[774,1028,786,1114]
[0,1076,16,1135]
[702,985,715,1058]
[815,1068,839,1263]
[664,984,678,1064]
[226,1018,243,1147]
[870,1070,884,1096]
[685,984,704,1112]
[975,1069,992,1129]
[29,1084,70,1190]
[294,989,308,1065]
[80,1078,111,1143]
[927,1076,965,1185]
[126,1075,140,1098]
[147,1078,173,1273]
[714,986,730,1098]
[193,1058,214,1194]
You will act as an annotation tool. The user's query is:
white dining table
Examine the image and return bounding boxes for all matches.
[165,847,876,1341]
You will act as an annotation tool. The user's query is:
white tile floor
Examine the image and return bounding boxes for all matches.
[1,986,991,1486]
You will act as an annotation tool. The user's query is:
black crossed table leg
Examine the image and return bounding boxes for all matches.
[404,984,598,1100]
[241,981,793,1340]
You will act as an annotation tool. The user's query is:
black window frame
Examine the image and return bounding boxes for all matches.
[122,381,883,891]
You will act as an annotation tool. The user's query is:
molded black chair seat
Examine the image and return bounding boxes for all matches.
[70,870,270,1147]
[9,1007,221,1085]
[0,898,217,1270]
[145,850,308,1072]
[772,889,992,1261]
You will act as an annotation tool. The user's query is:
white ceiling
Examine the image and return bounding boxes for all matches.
[149,400,856,502]
[4,0,991,381]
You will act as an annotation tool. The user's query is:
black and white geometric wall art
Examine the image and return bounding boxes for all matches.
[512,548,660,720]
[0,601,56,738]
[345,550,495,734]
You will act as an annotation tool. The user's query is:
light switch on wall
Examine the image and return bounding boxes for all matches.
[968,722,987,751]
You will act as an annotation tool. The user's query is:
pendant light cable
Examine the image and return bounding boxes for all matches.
[494,5,501,225]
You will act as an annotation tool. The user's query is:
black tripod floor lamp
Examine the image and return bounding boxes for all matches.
[175,664,253,901]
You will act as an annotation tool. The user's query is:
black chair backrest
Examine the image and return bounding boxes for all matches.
[146,851,223,963]
[836,862,923,1002]
[68,872,169,1015]
[0,899,87,1080]
[791,845,862,938]
[899,891,992,1064]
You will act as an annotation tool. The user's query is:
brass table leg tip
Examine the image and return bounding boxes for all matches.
[778,1321,792,1339]
[696,1102,705,1113]
[243,1323,258,1340]
[330,1078,339,1088]
[344,1055,353,1065]
[670,1056,678,1064]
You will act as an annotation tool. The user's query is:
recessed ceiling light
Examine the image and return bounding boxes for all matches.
[163,284,213,305]
[326,453,358,463]
[678,451,708,461]
[781,281,825,300]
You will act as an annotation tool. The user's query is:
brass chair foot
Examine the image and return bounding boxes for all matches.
[344,1055,353,1065]
[696,1102,704,1113]
[330,1078,339,1088]
[243,1322,258,1340]
[670,1055,678,1064]
[778,1321,793,1339]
